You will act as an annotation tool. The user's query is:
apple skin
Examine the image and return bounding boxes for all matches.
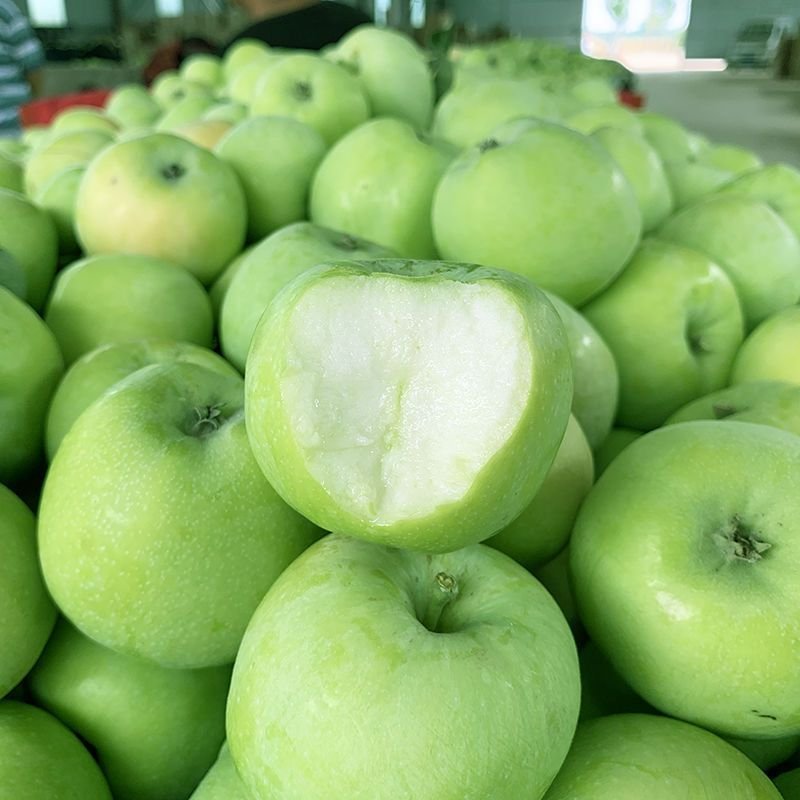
[209,246,251,322]
[220,221,393,372]
[44,253,214,365]
[181,54,223,90]
[545,291,619,448]
[776,768,800,797]
[533,546,583,638]
[732,307,800,386]
[432,78,560,149]
[245,259,572,553]
[591,126,673,232]
[487,414,594,570]
[433,119,641,306]
[592,427,642,476]
[310,118,455,259]
[173,119,234,150]
[663,158,734,209]
[727,734,800,773]
[0,188,59,310]
[190,743,251,800]
[75,133,247,285]
[659,195,800,330]
[0,287,64,484]
[250,54,370,146]
[0,153,22,192]
[50,106,117,136]
[582,238,744,430]
[326,25,434,130]
[38,362,322,668]
[216,116,327,241]
[0,485,56,698]
[666,381,800,437]
[203,101,248,124]
[45,338,239,459]
[28,619,230,800]
[34,165,84,254]
[638,112,702,162]
[226,59,279,106]
[542,714,781,799]
[23,128,113,198]
[571,421,800,738]
[565,104,643,135]
[0,701,113,799]
[227,534,580,800]
[105,83,161,129]
[702,144,762,175]
[222,38,272,82]
[719,163,800,241]
[155,93,215,132]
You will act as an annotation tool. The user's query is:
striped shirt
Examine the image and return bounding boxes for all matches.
[0,0,44,133]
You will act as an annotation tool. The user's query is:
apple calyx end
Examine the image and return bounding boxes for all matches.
[161,162,186,181]
[294,80,313,101]
[187,404,226,438]
[714,515,771,565]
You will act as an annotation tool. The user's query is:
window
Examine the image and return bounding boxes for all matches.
[156,0,184,18]
[374,0,391,27]
[410,0,426,29]
[27,0,67,27]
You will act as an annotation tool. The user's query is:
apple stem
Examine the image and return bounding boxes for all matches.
[420,571,459,633]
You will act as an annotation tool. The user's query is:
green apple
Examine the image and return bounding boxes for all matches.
[21,125,49,150]
[190,743,251,800]
[702,144,762,175]
[75,133,247,285]
[45,338,239,459]
[0,137,26,160]
[543,714,781,799]
[719,163,800,241]
[732,307,800,386]
[38,362,321,668]
[592,427,642,476]
[432,78,560,150]
[570,78,618,108]
[433,119,641,306]
[327,24,434,130]
[220,221,393,372]
[51,106,117,136]
[0,247,25,298]
[310,118,454,258]
[659,195,800,330]
[245,258,572,552]
[571,421,800,738]
[227,60,276,105]
[545,291,619,448]
[44,253,213,364]
[776,768,800,797]
[227,534,581,800]
[638,112,702,162]
[203,101,248,124]
[222,38,272,82]
[487,414,593,569]
[23,128,113,198]
[181,54,223,89]
[105,83,161,128]
[0,153,22,192]
[578,640,652,721]
[155,93,215,132]
[33,165,83,254]
[0,485,56,697]
[533,546,583,637]
[29,620,230,800]
[591,126,673,233]
[666,381,800,436]
[173,119,233,150]
[209,245,251,322]
[250,54,369,146]
[663,158,734,208]
[0,701,112,799]
[152,77,212,110]
[0,188,58,309]
[582,238,744,429]
[0,287,63,483]
[216,116,326,241]
[565,104,643,135]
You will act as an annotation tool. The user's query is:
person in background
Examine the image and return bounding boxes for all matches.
[226,0,371,52]
[0,0,44,136]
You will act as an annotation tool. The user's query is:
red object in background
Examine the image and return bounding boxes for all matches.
[618,88,645,109]
[20,89,112,127]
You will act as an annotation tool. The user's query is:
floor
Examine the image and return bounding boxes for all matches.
[637,71,800,166]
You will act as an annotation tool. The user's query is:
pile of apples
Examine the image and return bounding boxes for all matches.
[2,22,800,800]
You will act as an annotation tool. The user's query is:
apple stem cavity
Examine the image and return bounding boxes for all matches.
[161,163,186,181]
[479,138,501,154]
[714,515,771,564]
[711,402,739,419]
[419,572,460,634]
[187,404,226,438]
[294,81,313,101]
